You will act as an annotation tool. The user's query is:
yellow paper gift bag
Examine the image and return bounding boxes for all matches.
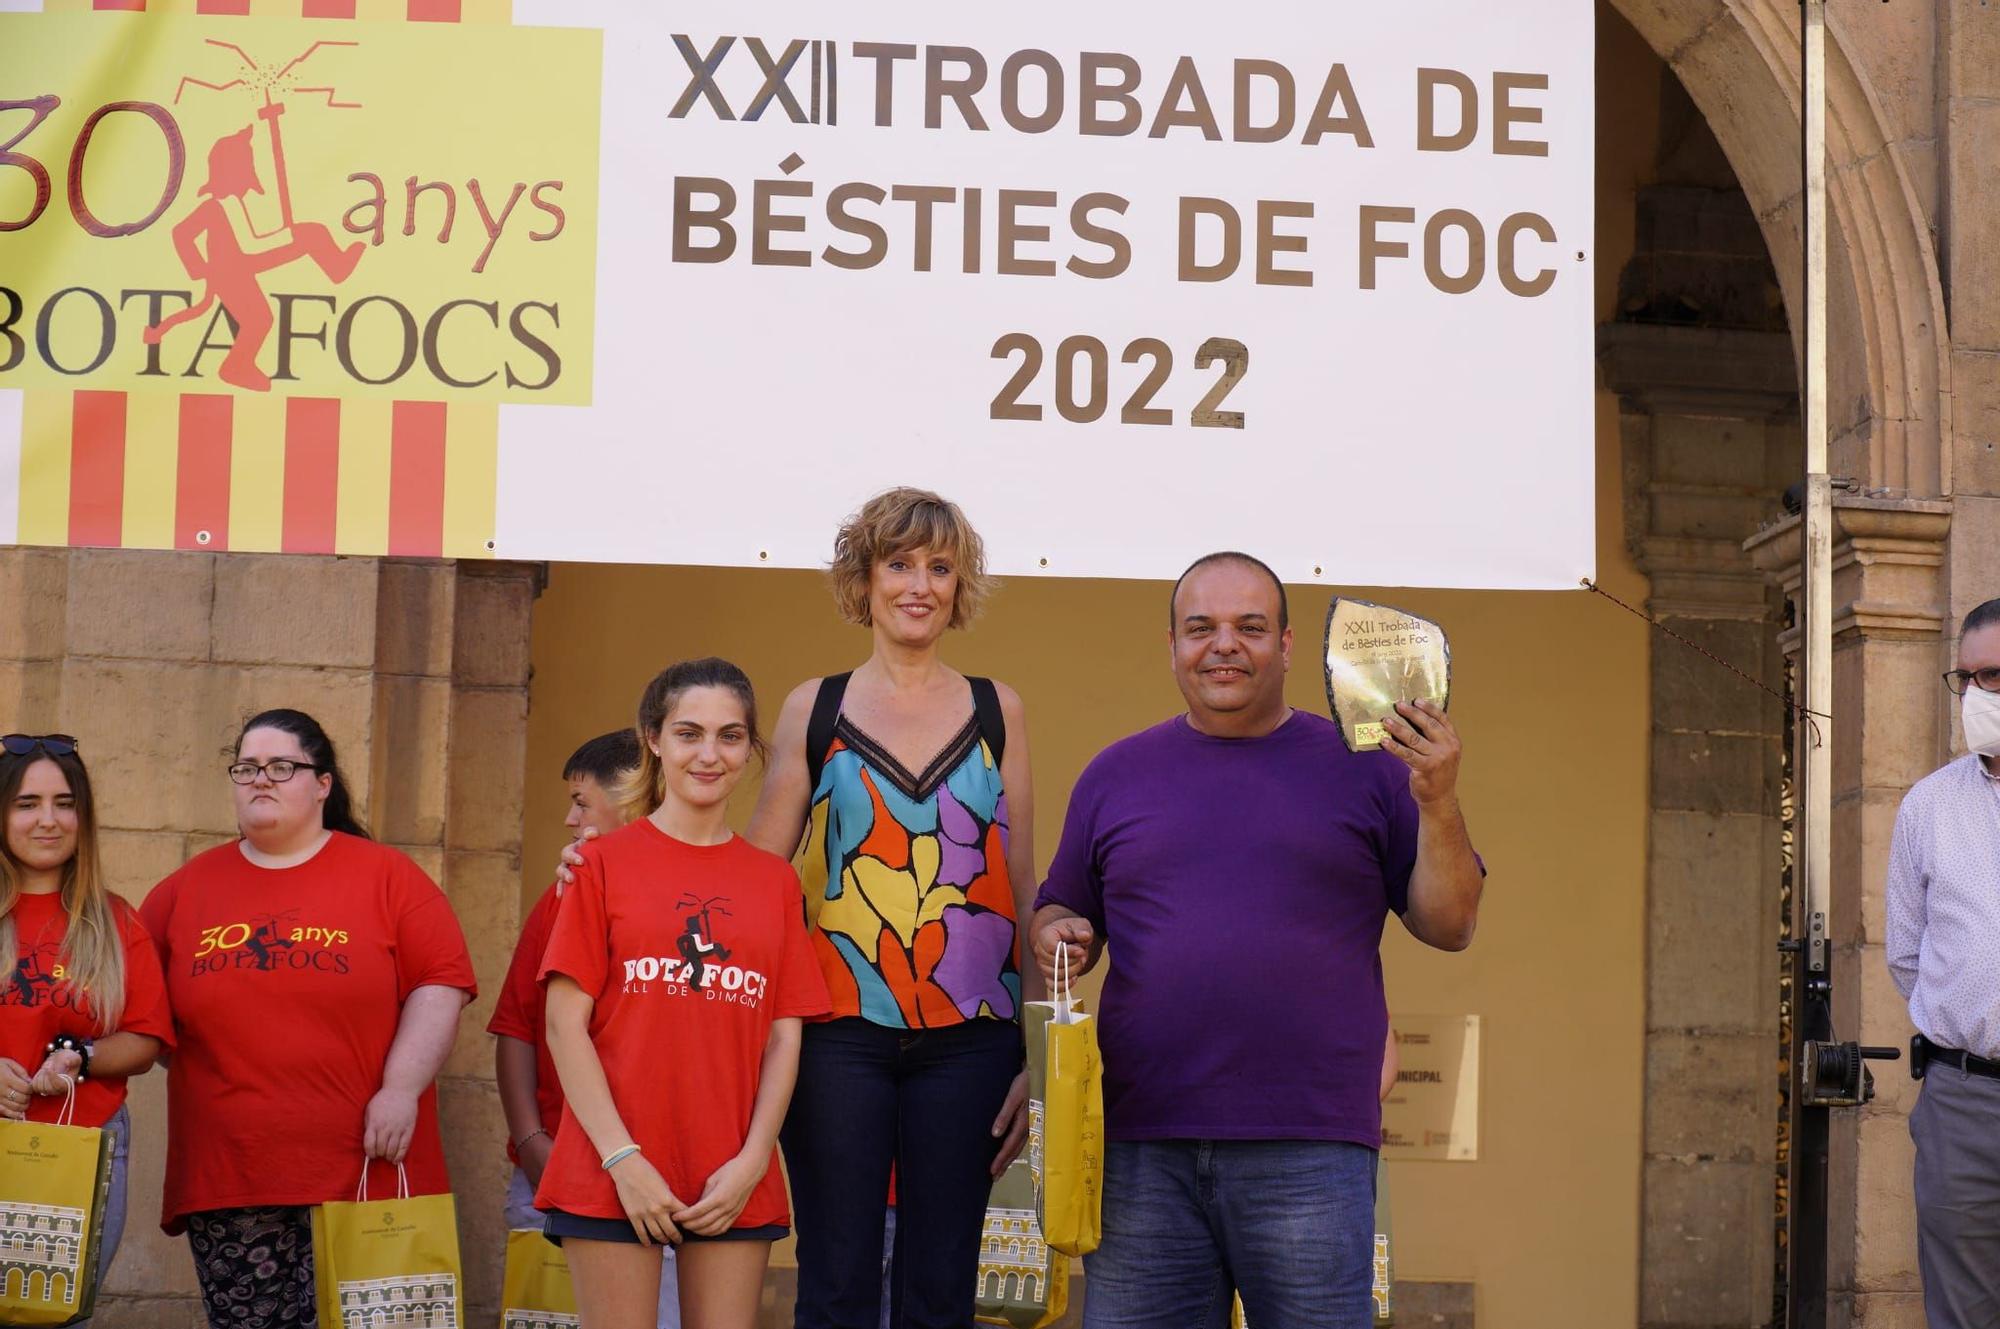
[0,1090,112,1329]
[974,1155,1070,1328]
[311,1161,464,1329]
[500,1227,578,1328]
[1025,947,1102,1258]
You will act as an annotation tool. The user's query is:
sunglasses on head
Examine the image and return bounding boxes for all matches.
[1,734,80,757]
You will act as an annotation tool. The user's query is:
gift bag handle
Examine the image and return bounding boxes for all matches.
[1051,946,1077,1078]
[354,1156,412,1203]
[52,1074,78,1128]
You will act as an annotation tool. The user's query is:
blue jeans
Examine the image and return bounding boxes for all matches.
[1082,1140,1377,1329]
[782,1017,1021,1329]
[72,1104,131,1329]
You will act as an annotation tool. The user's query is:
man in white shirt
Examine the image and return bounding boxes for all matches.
[1886,595,2000,1329]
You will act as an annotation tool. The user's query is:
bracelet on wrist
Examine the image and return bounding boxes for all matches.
[47,1034,91,1082]
[516,1128,551,1150]
[600,1144,641,1171]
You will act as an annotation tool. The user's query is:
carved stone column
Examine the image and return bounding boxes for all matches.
[1601,321,1798,1328]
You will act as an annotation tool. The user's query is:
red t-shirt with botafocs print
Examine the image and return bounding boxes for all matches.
[0,891,175,1126]
[534,820,830,1228]
[140,832,477,1233]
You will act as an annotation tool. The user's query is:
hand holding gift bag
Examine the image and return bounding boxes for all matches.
[1025,947,1102,1258]
[0,1080,111,1328]
[311,1159,464,1329]
[500,1228,579,1329]
[974,1155,1070,1329]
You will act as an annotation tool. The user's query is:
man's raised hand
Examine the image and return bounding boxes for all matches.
[1379,698,1462,808]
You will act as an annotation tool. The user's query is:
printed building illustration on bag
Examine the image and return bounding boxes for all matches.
[0,1199,86,1308]
[981,1099,1052,1305]
[1027,1101,1044,1184]
[1371,1233,1392,1317]
[336,1272,459,1328]
[502,1312,580,1329]
[979,1204,1050,1304]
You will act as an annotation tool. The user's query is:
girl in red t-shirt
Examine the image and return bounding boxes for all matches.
[1,734,174,1318]
[538,658,830,1329]
[140,709,476,1329]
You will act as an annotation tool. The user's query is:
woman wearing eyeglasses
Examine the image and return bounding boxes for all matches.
[1,733,174,1323]
[139,709,477,1329]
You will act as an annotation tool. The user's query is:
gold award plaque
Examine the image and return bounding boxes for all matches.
[1322,598,1451,753]
[1379,1014,1481,1162]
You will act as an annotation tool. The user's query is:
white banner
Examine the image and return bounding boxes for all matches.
[0,1,1592,587]
[499,0,1595,588]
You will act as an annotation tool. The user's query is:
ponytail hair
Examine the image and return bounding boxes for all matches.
[234,708,370,839]
[618,658,765,822]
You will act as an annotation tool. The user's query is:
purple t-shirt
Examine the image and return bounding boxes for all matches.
[1034,709,1420,1148]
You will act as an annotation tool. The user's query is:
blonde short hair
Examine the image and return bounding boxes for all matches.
[829,488,992,631]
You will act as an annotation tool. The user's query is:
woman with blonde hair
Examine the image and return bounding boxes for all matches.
[750,487,1040,1329]
[0,733,174,1318]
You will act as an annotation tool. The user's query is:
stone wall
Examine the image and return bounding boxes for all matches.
[0,549,535,1328]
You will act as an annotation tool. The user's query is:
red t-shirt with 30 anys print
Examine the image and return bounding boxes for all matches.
[140,833,476,1233]
[534,821,829,1227]
[0,891,175,1126]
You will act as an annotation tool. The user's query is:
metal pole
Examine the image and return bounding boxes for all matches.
[1788,5,1834,1326]
[1801,0,1831,985]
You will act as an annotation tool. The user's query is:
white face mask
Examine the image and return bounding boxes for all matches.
[1964,685,2000,759]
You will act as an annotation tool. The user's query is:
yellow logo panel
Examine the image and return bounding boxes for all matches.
[0,11,600,404]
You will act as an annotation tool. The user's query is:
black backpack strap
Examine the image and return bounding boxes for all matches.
[969,676,1007,769]
[804,672,853,787]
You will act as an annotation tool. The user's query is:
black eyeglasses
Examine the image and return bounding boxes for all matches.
[1943,667,2000,696]
[2,734,79,757]
[227,759,322,785]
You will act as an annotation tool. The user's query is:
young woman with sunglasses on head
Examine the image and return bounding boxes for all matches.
[139,709,477,1329]
[1,733,174,1323]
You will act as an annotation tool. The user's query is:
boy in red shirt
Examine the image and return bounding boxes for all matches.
[537,659,829,1329]
[491,728,683,1327]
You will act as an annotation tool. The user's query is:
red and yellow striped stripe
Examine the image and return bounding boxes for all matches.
[14,0,504,557]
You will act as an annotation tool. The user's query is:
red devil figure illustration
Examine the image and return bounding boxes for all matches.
[146,49,364,392]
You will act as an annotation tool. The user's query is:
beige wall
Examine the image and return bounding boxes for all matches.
[520,15,1661,1329]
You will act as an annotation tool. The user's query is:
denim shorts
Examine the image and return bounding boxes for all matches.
[542,1207,787,1246]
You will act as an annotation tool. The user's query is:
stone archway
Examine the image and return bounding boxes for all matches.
[1600,4,1959,1327]
[1608,0,1949,498]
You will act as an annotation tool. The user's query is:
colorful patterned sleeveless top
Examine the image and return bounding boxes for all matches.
[799,698,1020,1028]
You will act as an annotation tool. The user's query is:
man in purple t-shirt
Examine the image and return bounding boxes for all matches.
[1031,552,1485,1329]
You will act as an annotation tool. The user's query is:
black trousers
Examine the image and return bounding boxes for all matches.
[782,1016,1022,1329]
